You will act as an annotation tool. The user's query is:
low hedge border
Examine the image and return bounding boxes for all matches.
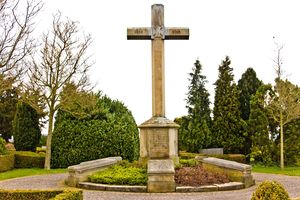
[0,189,82,200]
[179,152,246,163]
[14,151,45,168]
[0,153,15,172]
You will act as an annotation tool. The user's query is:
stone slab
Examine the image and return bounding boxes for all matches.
[147,159,175,193]
[176,185,218,192]
[148,159,174,174]
[199,148,224,155]
[214,182,245,191]
[78,182,147,192]
[199,157,255,188]
[201,157,251,172]
[66,157,122,187]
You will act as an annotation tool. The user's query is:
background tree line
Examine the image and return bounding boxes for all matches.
[177,54,300,169]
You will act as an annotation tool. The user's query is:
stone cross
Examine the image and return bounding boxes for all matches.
[127,4,189,117]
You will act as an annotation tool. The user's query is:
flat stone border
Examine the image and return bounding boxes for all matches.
[78,181,244,193]
[78,182,147,192]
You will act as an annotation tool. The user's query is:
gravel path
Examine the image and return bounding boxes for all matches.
[0,173,299,200]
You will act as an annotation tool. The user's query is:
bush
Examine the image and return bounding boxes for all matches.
[51,95,139,168]
[89,164,147,186]
[0,189,61,200]
[251,180,290,200]
[0,137,7,155]
[13,102,41,152]
[50,190,83,200]
[0,153,15,172]
[14,151,45,168]
[179,159,198,167]
[179,151,246,163]
[0,189,82,200]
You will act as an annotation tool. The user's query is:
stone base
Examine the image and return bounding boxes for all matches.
[147,159,175,193]
[139,117,179,161]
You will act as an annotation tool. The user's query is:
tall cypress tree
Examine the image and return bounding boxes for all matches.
[212,56,246,153]
[180,59,212,152]
[237,68,262,158]
[238,68,262,121]
[249,84,274,165]
[0,87,18,141]
[13,102,41,151]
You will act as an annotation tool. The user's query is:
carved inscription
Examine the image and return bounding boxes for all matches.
[170,29,181,34]
[148,129,169,158]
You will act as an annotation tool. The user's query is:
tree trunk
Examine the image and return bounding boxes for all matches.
[44,109,54,170]
[280,111,284,170]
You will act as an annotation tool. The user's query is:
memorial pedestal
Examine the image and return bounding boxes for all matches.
[139,117,179,162]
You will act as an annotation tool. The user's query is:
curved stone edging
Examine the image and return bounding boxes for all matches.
[78,182,245,193]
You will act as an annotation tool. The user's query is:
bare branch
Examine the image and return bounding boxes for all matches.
[0,0,43,84]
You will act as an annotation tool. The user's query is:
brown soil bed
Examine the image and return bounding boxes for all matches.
[175,165,230,186]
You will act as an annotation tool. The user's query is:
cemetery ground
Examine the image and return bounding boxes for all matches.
[1,160,300,200]
[0,171,300,200]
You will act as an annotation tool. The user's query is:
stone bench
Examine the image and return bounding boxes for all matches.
[66,156,122,187]
[196,157,254,188]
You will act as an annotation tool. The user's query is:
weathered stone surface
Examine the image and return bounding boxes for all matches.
[199,157,255,188]
[139,117,179,161]
[199,148,224,155]
[214,182,244,191]
[78,182,147,192]
[176,185,218,192]
[66,157,122,187]
[147,159,175,192]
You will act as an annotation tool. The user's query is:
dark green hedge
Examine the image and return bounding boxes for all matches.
[0,153,14,172]
[14,151,45,168]
[0,190,82,200]
[51,95,139,168]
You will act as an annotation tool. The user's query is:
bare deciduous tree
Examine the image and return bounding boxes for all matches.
[267,40,300,169]
[26,12,93,169]
[266,79,300,170]
[0,0,42,91]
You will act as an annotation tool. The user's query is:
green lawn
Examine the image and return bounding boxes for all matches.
[252,165,300,176]
[0,168,67,181]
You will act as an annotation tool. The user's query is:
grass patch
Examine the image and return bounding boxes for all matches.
[0,168,67,181]
[252,165,300,176]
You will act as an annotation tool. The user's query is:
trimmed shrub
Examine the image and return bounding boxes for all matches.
[50,190,83,200]
[0,189,82,200]
[0,137,7,155]
[89,164,147,186]
[0,189,61,200]
[0,153,15,172]
[14,151,45,168]
[13,102,41,152]
[251,180,290,200]
[51,95,139,168]
[179,151,246,163]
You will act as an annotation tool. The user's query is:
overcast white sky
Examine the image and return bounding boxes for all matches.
[38,0,300,124]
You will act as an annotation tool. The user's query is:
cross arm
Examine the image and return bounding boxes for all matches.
[165,28,189,40]
[127,27,151,40]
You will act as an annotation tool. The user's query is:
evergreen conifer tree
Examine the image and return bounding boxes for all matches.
[13,102,41,151]
[212,56,246,153]
[249,84,274,165]
[238,68,262,121]
[180,59,212,152]
[0,87,18,141]
[237,68,262,158]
